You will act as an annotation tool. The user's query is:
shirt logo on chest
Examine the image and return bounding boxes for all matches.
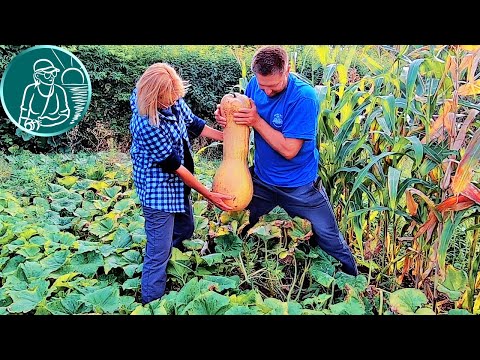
[272,113,283,128]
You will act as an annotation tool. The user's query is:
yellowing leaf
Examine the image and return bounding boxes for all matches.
[406,191,419,216]
[459,45,480,52]
[52,272,79,289]
[451,128,480,195]
[457,80,480,96]
[89,181,110,191]
[57,175,78,188]
[474,295,480,315]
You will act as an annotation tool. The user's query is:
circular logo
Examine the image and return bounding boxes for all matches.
[0,45,92,137]
[272,113,283,128]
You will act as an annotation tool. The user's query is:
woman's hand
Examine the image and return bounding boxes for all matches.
[214,104,226,128]
[207,191,234,211]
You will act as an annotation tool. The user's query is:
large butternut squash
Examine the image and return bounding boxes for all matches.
[212,93,253,211]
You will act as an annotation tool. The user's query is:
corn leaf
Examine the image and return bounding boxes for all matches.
[451,128,480,195]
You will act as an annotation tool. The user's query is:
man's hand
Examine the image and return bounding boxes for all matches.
[232,99,260,127]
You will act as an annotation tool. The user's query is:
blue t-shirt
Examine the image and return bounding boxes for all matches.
[245,73,319,187]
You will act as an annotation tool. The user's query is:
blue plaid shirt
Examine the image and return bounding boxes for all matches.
[129,88,206,212]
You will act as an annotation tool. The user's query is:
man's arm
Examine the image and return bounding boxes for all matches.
[231,100,303,160]
[250,118,303,160]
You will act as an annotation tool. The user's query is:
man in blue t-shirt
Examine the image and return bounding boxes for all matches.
[214,45,358,276]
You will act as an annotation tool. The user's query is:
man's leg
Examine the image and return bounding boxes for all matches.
[278,182,358,276]
[241,172,278,237]
[172,196,194,252]
[141,206,175,304]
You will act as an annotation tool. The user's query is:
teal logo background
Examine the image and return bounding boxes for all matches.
[0,45,92,137]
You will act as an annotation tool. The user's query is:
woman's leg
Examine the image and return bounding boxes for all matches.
[141,206,175,304]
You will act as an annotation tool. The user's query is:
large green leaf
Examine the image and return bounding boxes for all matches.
[88,218,116,238]
[40,249,70,274]
[437,265,468,301]
[60,251,104,277]
[83,286,120,314]
[122,278,140,291]
[76,240,101,254]
[104,254,129,274]
[46,293,91,315]
[56,162,76,176]
[20,262,50,281]
[201,253,223,266]
[334,273,368,292]
[44,231,76,247]
[329,297,365,315]
[309,264,335,287]
[389,288,428,314]
[183,291,231,315]
[214,233,243,258]
[1,255,26,276]
[262,298,303,315]
[111,226,132,249]
[50,192,83,213]
[113,198,136,212]
[102,186,122,199]
[7,279,49,313]
[224,305,262,315]
[202,275,240,292]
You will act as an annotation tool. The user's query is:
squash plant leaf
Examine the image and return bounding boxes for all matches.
[389,288,428,314]
[44,231,76,247]
[437,265,468,301]
[83,285,120,314]
[76,240,101,254]
[334,272,368,293]
[329,296,365,315]
[57,176,78,189]
[50,195,82,213]
[104,255,129,274]
[88,218,116,238]
[111,226,132,249]
[448,309,472,315]
[56,162,76,176]
[1,255,26,277]
[60,251,103,277]
[7,279,49,313]
[113,198,135,213]
[201,253,223,266]
[224,305,262,315]
[214,233,243,258]
[263,298,303,315]
[173,277,206,315]
[183,291,231,315]
[202,275,241,292]
[122,278,140,291]
[20,261,49,281]
[40,249,70,274]
[102,186,122,199]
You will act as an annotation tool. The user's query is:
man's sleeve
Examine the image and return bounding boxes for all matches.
[282,97,318,140]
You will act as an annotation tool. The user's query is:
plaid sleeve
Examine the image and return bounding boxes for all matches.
[140,122,174,162]
[177,98,206,138]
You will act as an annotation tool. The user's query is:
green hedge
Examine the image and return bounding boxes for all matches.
[0,45,241,153]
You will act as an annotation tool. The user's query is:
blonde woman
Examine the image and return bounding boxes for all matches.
[130,63,233,304]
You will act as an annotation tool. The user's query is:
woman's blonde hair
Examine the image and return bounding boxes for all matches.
[136,63,189,126]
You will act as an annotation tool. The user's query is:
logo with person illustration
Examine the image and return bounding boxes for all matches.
[0,45,92,137]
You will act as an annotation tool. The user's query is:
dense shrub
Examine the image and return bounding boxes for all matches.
[0,45,241,153]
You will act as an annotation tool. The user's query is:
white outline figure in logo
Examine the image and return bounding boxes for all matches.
[19,58,71,131]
